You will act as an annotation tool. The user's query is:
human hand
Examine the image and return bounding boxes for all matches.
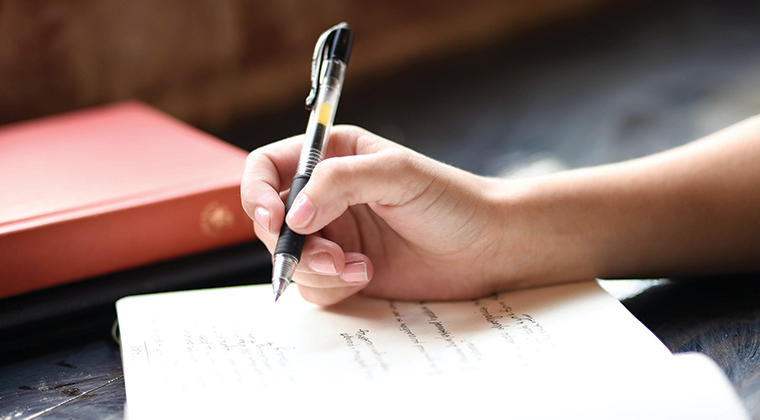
[241,126,509,305]
[246,116,760,306]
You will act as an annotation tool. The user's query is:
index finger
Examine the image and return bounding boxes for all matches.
[241,135,304,229]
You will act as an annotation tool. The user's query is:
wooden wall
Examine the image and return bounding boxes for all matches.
[0,0,632,130]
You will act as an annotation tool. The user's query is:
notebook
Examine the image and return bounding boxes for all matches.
[116,281,750,419]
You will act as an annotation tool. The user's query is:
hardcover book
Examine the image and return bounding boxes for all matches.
[0,102,256,298]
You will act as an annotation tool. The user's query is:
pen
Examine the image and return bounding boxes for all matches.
[272,23,354,302]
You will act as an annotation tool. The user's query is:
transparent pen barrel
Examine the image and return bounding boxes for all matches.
[297,60,346,176]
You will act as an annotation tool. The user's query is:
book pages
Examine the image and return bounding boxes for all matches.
[117,281,749,419]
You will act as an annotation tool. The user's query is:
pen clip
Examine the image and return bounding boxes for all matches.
[305,23,350,110]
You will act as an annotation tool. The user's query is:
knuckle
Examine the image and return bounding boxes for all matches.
[313,158,349,185]
[381,148,418,173]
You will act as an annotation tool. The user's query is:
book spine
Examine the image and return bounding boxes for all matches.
[0,185,256,298]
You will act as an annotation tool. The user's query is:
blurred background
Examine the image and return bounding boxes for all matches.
[0,0,633,130]
[4,0,759,177]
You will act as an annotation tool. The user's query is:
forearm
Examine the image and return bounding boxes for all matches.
[496,115,760,286]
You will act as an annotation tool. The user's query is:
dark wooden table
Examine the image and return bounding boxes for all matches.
[3,0,760,417]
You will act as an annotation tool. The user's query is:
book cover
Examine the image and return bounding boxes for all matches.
[0,102,257,298]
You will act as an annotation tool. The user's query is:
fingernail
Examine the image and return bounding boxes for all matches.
[342,262,368,283]
[311,253,337,274]
[287,194,316,229]
[254,207,270,233]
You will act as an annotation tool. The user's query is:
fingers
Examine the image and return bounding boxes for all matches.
[294,253,374,305]
[241,135,306,234]
[241,126,381,234]
[242,124,409,238]
[297,284,369,306]
[242,125,393,305]
[254,220,374,305]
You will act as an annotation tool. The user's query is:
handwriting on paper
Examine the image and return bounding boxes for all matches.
[124,289,563,393]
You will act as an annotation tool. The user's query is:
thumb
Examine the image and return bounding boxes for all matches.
[285,147,441,234]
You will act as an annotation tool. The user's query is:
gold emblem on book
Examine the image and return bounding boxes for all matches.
[200,201,235,237]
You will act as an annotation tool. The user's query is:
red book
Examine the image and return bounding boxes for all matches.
[0,102,257,298]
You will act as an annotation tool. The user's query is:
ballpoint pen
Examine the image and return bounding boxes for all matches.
[271,23,353,302]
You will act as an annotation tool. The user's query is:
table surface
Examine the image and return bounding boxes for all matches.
[3,0,760,418]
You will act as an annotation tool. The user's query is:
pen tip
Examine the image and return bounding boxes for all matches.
[271,254,297,303]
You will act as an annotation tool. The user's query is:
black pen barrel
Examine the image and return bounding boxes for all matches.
[274,175,310,259]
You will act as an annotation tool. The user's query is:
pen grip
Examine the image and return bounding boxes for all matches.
[274,175,310,259]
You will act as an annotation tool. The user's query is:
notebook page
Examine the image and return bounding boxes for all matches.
[117,281,748,419]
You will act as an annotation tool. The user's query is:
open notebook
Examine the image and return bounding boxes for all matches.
[117,281,750,419]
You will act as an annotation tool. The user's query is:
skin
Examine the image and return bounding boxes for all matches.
[241,118,760,306]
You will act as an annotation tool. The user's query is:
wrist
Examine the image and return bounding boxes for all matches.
[484,173,603,291]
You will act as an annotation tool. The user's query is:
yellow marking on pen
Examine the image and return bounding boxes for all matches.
[317,102,332,126]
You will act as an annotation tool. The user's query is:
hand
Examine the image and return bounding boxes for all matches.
[241,126,508,305]
[244,117,760,305]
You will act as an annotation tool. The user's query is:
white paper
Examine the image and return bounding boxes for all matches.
[117,281,749,419]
